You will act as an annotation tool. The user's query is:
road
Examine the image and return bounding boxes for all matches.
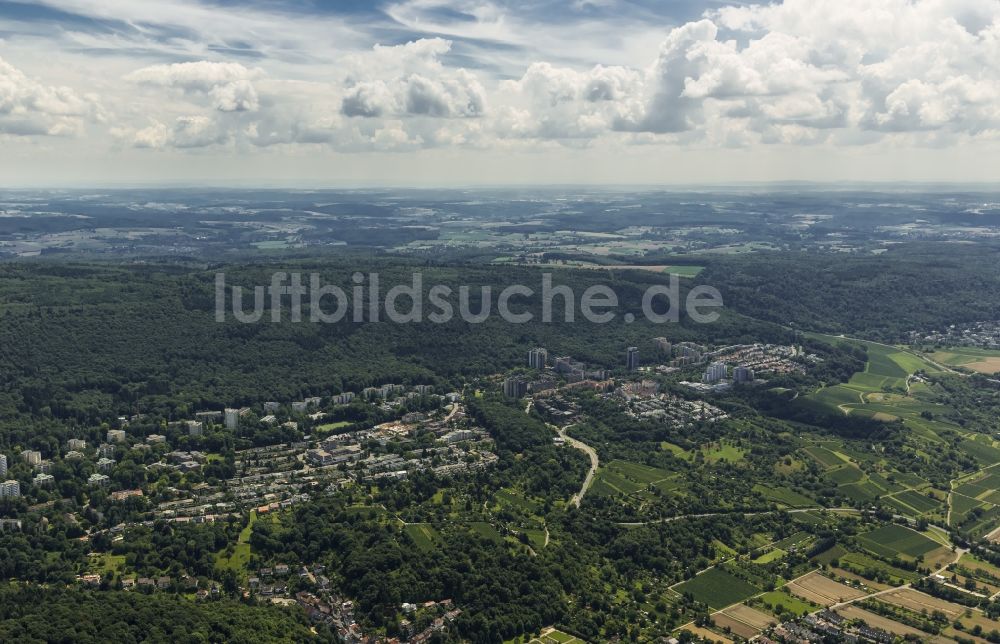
[548,422,599,508]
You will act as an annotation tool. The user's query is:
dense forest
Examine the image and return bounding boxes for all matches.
[700,243,1000,341]
[0,585,316,643]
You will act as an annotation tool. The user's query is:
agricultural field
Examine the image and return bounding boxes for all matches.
[880,588,965,620]
[591,460,680,499]
[494,488,542,515]
[837,551,923,584]
[801,337,953,436]
[835,605,926,639]
[856,524,942,560]
[467,521,504,542]
[803,446,847,468]
[673,566,762,610]
[785,572,868,606]
[710,612,758,639]
[754,485,815,508]
[928,347,1000,375]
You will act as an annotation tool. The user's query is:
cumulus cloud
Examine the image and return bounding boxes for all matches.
[35,0,1000,155]
[0,56,97,136]
[126,61,262,112]
[483,0,1000,147]
[340,39,487,119]
[119,115,230,149]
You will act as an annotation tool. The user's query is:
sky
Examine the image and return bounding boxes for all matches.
[1,0,1000,186]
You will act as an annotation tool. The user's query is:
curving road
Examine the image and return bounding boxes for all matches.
[549,422,599,508]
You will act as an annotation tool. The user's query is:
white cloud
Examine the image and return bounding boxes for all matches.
[126,61,262,112]
[8,0,1000,176]
[120,115,229,149]
[340,39,487,119]
[0,56,97,136]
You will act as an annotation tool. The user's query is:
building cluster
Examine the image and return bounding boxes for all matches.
[611,381,728,426]
[220,403,494,516]
[761,609,895,644]
[706,343,807,376]
[505,348,613,399]
[293,587,461,644]
[910,321,1000,349]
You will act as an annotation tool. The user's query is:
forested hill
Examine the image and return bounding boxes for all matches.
[0,258,788,446]
[700,243,1000,342]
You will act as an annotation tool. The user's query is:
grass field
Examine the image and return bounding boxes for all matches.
[403,523,440,551]
[756,590,818,617]
[87,553,126,576]
[215,510,259,577]
[753,549,786,564]
[315,420,352,434]
[701,442,746,463]
[468,521,504,542]
[674,567,762,610]
[857,524,940,559]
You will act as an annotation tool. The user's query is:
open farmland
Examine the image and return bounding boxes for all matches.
[710,612,758,639]
[785,572,868,606]
[857,524,941,559]
[880,588,965,620]
[928,347,1000,375]
[673,567,761,610]
[835,605,926,638]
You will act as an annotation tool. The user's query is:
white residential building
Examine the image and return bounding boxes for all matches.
[0,454,6,478]
[0,479,20,498]
[224,408,240,430]
[187,421,204,437]
[67,439,87,451]
[528,347,548,369]
[34,473,54,487]
[703,361,728,384]
[21,450,41,466]
[107,429,126,443]
[88,473,110,487]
